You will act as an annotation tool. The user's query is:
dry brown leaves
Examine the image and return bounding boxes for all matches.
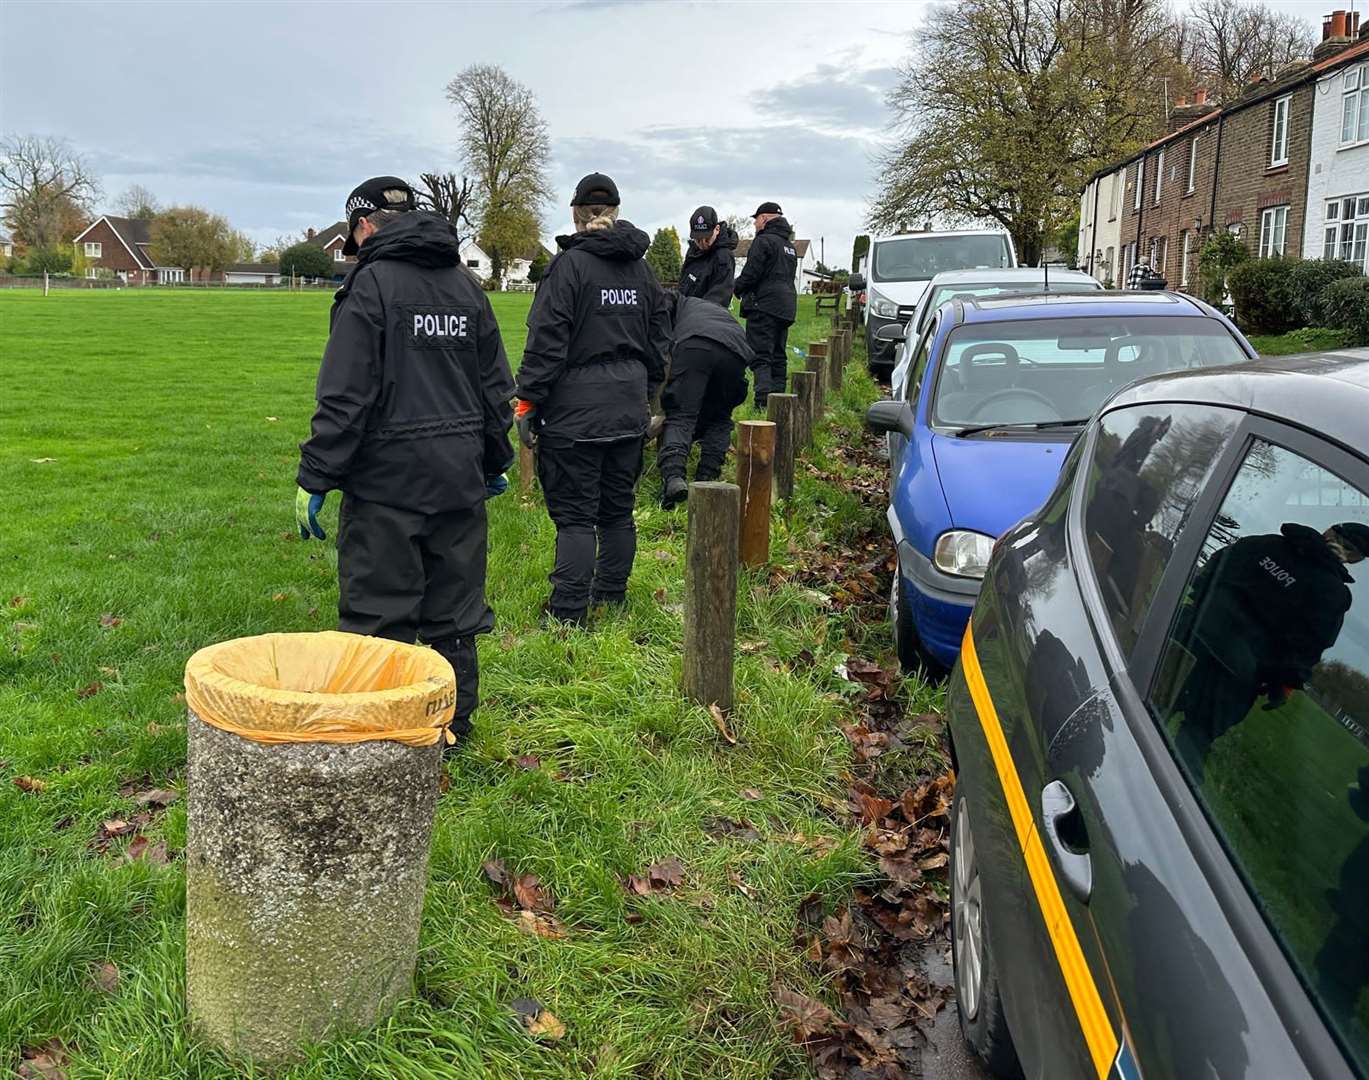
[625,855,685,896]
[510,996,566,1041]
[708,703,736,745]
[483,858,567,939]
[17,1040,68,1080]
[13,775,47,794]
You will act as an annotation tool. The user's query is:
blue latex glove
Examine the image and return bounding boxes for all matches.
[295,486,327,540]
[485,473,509,499]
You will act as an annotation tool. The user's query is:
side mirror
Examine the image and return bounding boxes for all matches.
[874,323,905,343]
[865,399,914,437]
[849,273,866,291]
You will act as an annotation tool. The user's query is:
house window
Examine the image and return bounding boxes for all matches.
[84,241,101,257]
[1110,171,1120,220]
[467,259,480,269]
[85,268,97,279]
[1270,94,1291,167]
[333,247,346,261]
[1155,148,1165,204]
[1180,231,1191,287]
[1187,137,1198,193]
[1342,63,1369,146]
[1324,194,1369,270]
[1105,245,1115,280]
[1259,206,1288,257]
[1134,158,1144,210]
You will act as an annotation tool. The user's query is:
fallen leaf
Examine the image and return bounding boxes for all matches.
[98,613,122,628]
[626,855,686,896]
[126,836,150,860]
[93,961,120,992]
[528,1008,566,1040]
[514,754,540,770]
[653,587,667,603]
[13,775,47,794]
[774,987,837,1042]
[652,549,672,561]
[739,788,762,801]
[482,858,513,892]
[517,908,567,939]
[101,819,134,838]
[272,592,289,602]
[728,869,758,899]
[709,703,736,745]
[512,873,553,913]
[703,816,761,843]
[17,1039,67,1079]
[133,788,179,808]
[76,682,103,699]
[9,596,29,607]
[438,772,451,794]
[98,666,119,677]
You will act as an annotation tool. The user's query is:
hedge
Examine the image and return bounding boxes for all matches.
[1285,259,1362,326]
[1227,257,1299,334]
[1320,277,1369,344]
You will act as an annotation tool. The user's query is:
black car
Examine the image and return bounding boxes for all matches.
[945,349,1369,1079]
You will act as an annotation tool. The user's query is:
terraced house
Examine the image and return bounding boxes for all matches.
[1078,9,1369,292]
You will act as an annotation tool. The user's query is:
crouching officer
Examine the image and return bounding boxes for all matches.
[514,172,670,626]
[659,294,752,508]
[296,176,515,747]
[733,201,798,408]
[679,205,738,306]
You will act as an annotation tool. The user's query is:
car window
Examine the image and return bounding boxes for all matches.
[917,280,1100,333]
[872,234,1012,282]
[1082,404,1242,656]
[931,316,1249,429]
[1148,438,1369,1069]
[905,318,937,403]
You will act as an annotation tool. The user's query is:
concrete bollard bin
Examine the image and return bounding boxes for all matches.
[183,631,455,1064]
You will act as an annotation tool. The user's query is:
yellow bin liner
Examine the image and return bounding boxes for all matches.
[185,631,455,747]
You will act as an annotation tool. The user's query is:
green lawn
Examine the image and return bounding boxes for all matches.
[0,289,930,1078]
[1249,326,1355,356]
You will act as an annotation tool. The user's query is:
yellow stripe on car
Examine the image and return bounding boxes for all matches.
[960,621,1120,1079]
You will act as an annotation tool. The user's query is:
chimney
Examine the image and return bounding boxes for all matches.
[1195,88,1208,105]
[1174,94,1188,107]
[1325,9,1347,40]
[1315,10,1357,59]
[306,227,316,241]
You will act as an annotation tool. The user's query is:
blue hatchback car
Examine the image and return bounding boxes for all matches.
[865,291,1257,671]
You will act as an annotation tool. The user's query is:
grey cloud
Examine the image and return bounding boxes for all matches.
[755,64,899,130]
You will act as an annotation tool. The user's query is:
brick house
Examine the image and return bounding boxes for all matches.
[70,215,187,284]
[1078,10,1369,294]
[307,222,355,277]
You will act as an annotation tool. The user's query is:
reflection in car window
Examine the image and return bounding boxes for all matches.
[1082,405,1241,656]
[931,316,1249,429]
[905,320,936,403]
[917,280,1099,333]
[1150,439,1369,1069]
[872,234,1012,282]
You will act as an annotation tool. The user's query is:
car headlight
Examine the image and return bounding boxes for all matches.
[869,289,899,319]
[933,530,996,578]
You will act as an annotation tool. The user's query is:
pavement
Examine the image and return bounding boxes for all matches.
[920,940,993,1080]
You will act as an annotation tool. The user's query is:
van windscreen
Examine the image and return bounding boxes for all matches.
[873,234,1012,282]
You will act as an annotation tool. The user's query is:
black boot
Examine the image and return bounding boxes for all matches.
[430,635,478,753]
[662,475,689,508]
[540,601,588,629]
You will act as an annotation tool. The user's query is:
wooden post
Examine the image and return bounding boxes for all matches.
[766,394,798,501]
[682,482,739,711]
[792,370,817,448]
[827,333,843,393]
[519,444,537,495]
[735,421,775,568]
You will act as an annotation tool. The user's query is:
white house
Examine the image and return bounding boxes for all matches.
[223,263,280,286]
[1302,45,1369,270]
[734,236,813,294]
[1077,166,1127,284]
[458,239,553,288]
[459,239,494,281]
[1,233,13,260]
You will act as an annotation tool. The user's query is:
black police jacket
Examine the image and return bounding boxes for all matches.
[297,211,515,515]
[516,221,670,442]
[672,295,754,366]
[679,223,738,306]
[1185,523,1352,688]
[734,216,798,323]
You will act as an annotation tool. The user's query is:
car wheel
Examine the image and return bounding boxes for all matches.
[890,571,947,678]
[950,789,1023,1078]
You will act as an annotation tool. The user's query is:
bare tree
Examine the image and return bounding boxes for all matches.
[114,183,161,220]
[445,64,552,282]
[725,213,754,240]
[1183,0,1317,102]
[0,133,100,251]
[417,171,479,245]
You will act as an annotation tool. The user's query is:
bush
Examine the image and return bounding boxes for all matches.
[1196,230,1248,307]
[1227,256,1299,334]
[1285,259,1362,326]
[277,241,333,279]
[1320,277,1369,343]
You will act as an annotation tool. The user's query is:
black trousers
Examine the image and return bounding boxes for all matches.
[744,312,792,404]
[336,494,492,736]
[659,341,748,483]
[536,436,645,616]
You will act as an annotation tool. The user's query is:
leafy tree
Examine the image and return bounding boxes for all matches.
[1051,212,1080,267]
[257,233,303,264]
[851,234,870,272]
[0,133,100,251]
[527,246,550,284]
[478,192,539,286]
[114,184,160,220]
[646,227,683,283]
[277,241,333,279]
[1196,230,1248,307]
[148,206,240,273]
[22,246,72,274]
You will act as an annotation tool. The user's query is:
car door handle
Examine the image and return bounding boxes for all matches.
[1042,780,1092,904]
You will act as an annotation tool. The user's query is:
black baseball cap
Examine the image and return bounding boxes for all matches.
[752,200,782,217]
[1333,521,1369,557]
[571,172,620,207]
[688,205,718,240]
[342,176,416,255]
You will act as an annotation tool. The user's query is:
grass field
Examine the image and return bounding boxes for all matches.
[0,288,936,1078]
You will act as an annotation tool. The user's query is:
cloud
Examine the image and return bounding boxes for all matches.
[755,63,899,131]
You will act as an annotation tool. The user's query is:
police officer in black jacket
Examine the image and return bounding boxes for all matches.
[679,205,737,306]
[659,295,753,508]
[515,173,670,625]
[296,176,515,747]
[733,201,798,408]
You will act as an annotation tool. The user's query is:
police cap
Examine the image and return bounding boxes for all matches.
[1333,521,1369,558]
[571,172,620,207]
[752,200,782,217]
[688,205,718,240]
[342,176,416,255]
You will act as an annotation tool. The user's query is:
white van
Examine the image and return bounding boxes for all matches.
[851,229,1017,372]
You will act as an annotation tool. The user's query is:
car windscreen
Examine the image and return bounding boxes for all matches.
[872,234,1012,283]
[916,280,1100,332]
[931,315,1250,430]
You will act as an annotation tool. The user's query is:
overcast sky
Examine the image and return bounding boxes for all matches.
[0,0,1329,265]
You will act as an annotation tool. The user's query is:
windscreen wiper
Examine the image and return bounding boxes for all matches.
[952,418,1090,437]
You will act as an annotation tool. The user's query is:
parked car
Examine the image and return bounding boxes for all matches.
[850,229,1017,375]
[943,348,1369,1079]
[865,291,1257,672]
[890,267,1102,399]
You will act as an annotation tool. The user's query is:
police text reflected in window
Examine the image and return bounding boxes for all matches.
[1150,439,1369,1068]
